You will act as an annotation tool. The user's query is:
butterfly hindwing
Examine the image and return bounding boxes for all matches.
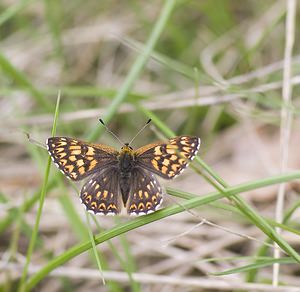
[135,136,200,179]
[47,137,118,181]
[127,168,163,215]
[80,167,121,215]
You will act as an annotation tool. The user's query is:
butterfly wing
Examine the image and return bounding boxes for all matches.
[47,137,119,181]
[81,167,121,215]
[135,136,200,179]
[127,168,163,215]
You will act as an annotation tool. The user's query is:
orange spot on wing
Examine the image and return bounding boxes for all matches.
[154,147,162,155]
[78,166,85,175]
[152,159,159,170]
[171,164,180,171]
[99,203,106,210]
[70,172,78,179]
[170,155,177,161]
[103,190,108,198]
[76,159,84,167]
[88,159,97,171]
[130,204,137,211]
[69,145,81,150]
[69,155,76,161]
[91,202,98,209]
[86,147,95,156]
[57,152,67,158]
[182,146,192,153]
[64,164,74,173]
[60,159,68,166]
[55,147,65,153]
[138,190,143,199]
[58,142,67,147]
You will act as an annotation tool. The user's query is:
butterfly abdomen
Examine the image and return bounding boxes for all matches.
[118,146,135,206]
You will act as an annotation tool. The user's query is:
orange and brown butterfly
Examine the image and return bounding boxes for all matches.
[46,120,200,216]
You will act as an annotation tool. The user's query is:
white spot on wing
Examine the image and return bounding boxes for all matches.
[106,212,116,216]
[196,138,201,150]
[154,197,163,211]
[129,212,138,217]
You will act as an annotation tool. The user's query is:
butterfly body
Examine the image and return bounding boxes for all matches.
[118,144,136,206]
[47,135,200,216]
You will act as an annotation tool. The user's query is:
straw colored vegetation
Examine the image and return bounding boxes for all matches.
[1,1,300,291]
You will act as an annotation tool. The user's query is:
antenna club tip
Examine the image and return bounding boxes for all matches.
[99,118,105,125]
[147,119,152,124]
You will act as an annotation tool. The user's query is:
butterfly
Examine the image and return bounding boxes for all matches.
[46,133,200,216]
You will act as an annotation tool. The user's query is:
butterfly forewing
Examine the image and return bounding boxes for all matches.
[127,168,163,215]
[80,168,121,215]
[47,137,118,181]
[135,136,200,179]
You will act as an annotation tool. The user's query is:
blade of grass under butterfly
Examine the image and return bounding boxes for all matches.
[18,93,61,292]
[25,170,300,290]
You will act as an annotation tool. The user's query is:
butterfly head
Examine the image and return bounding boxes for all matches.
[121,143,133,153]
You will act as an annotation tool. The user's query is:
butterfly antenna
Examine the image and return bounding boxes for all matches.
[128,119,152,145]
[99,118,124,146]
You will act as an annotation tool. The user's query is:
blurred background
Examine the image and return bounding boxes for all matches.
[1,0,300,291]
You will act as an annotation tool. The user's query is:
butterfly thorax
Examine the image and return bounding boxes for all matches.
[119,144,136,206]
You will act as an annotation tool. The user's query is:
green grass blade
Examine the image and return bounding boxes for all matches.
[0,0,33,27]
[18,93,61,292]
[246,199,300,282]
[86,213,105,285]
[212,257,296,276]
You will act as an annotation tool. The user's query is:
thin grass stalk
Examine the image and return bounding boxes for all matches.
[18,93,61,292]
